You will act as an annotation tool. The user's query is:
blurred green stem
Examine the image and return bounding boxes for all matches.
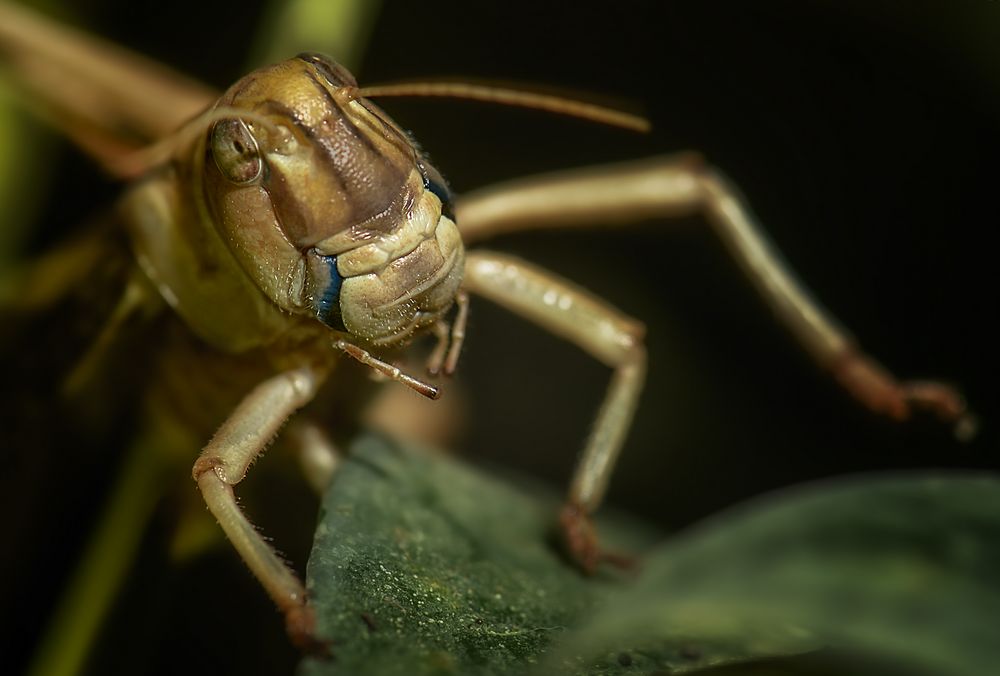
[27,440,171,676]
[250,0,382,73]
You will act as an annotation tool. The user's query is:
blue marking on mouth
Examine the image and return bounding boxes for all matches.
[424,175,450,204]
[419,162,455,221]
[315,253,345,329]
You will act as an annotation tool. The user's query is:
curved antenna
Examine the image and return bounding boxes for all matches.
[353,82,651,133]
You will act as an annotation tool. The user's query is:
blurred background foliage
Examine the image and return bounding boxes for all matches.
[1,0,998,674]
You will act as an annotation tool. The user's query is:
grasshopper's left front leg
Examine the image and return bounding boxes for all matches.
[463,251,646,574]
[192,364,327,652]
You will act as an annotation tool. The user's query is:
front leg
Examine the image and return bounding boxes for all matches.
[463,251,646,574]
[192,365,327,652]
[457,155,970,435]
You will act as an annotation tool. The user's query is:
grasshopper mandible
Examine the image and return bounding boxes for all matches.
[0,1,971,655]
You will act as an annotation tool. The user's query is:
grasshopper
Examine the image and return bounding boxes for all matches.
[0,0,972,663]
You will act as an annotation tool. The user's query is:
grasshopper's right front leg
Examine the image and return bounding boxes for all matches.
[463,252,647,574]
[192,365,327,653]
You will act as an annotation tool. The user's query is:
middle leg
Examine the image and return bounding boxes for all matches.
[462,250,646,574]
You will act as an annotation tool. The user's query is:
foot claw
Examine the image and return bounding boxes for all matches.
[286,604,332,658]
[832,352,970,435]
[900,380,973,436]
[556,504,636,575]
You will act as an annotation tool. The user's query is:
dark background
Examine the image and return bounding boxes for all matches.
[2,1,998,674]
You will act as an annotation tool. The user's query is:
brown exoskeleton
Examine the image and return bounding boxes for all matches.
[0,0,972,658]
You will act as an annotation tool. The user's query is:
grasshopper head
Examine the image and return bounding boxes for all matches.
[200,54,463,347]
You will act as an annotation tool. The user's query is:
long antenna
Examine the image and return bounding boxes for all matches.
[354,82,650,133]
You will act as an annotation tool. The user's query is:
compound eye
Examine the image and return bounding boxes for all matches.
[210,119,262,184]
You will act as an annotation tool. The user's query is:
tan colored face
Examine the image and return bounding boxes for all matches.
[200,53,464,346]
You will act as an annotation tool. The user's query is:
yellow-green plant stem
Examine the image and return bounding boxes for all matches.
[250,0,382,73]
[27,441,171,676]
[0,81,50,268]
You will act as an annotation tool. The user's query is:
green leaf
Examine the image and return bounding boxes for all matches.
[546,473,1000,675]
[299,435,1000,675]
[298,434,660,676]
